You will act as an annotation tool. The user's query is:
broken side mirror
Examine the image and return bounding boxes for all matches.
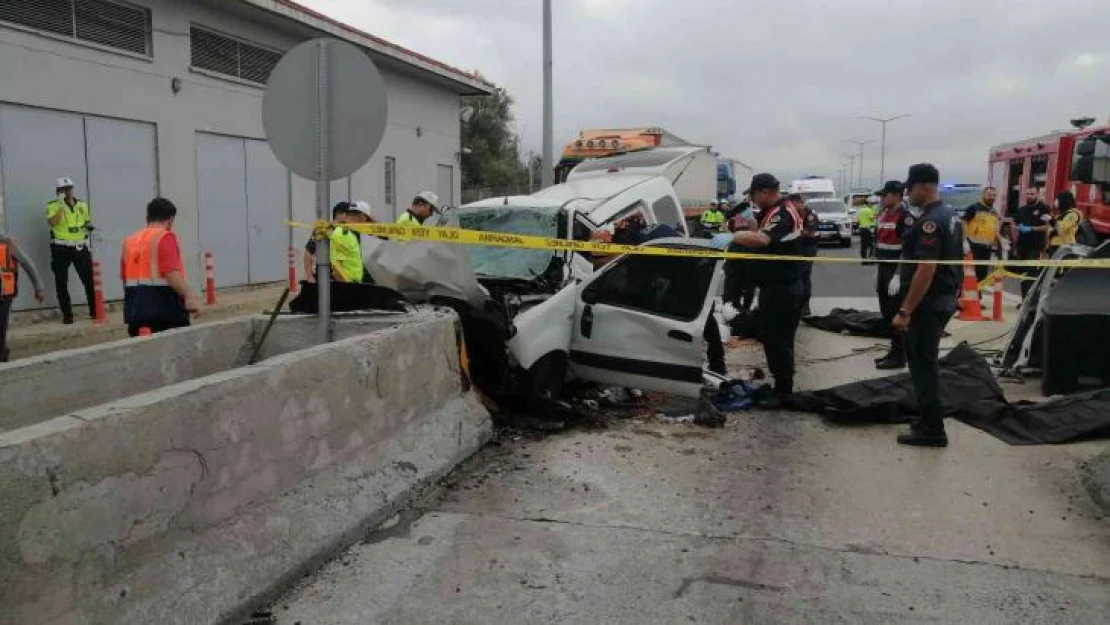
[581,284,600,305]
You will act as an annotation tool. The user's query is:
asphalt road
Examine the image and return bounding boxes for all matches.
[272,323,1110,624]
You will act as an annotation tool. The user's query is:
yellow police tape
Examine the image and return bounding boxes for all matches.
[289,220,1110,269]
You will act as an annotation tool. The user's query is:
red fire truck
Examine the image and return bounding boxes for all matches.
[988,119,1110,238]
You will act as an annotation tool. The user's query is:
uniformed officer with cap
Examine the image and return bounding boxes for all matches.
[873,180,915,370]
[733,173,806,408]
[892,164,963,447]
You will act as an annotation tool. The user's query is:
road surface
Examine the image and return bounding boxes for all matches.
[267,299,1109,624]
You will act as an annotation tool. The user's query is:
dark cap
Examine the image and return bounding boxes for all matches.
[749,173,781,192]
[876,180,905,196]
[905,163,940,188]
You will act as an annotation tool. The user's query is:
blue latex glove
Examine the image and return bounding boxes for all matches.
[710,232,733,250]
[1017,225,1032,234]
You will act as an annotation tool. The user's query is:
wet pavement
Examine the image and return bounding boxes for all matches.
[267,297,1110,625]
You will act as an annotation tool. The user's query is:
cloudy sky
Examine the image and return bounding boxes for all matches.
[309,0,1110,188]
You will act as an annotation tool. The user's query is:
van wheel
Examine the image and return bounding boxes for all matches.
[527,352,568,413]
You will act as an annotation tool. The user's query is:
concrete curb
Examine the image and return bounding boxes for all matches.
[1081,452,1110,518]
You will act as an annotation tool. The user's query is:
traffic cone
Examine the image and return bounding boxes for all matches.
[957,253,984,321]
[138,327,152,337]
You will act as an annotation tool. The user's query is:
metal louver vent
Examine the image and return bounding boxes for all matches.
[0,0,78,38]
[74,0,150,55]
[191,26,281,85]
[238,42,281,84]
[0,0,150,55]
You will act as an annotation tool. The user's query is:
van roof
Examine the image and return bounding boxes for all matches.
[569,146,710,176]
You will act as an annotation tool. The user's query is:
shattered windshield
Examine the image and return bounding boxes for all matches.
[453,207,562,279]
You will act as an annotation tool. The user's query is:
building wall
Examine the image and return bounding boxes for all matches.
[0,0,462,310]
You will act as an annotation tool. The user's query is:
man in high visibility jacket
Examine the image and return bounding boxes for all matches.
[700,201,727,234]
[1,233,45,362]
[397,191,439,226]
[304,202,350,283]
[45,176,96,324]
[961,186,1002,284]
[120,198,200,337]
[328,221,365,283]
[856,201,878,262]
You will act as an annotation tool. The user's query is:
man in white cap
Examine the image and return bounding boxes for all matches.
[398,192,439,226]
[44,176,95,324]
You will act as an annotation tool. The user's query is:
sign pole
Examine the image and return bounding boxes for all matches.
[314,40,332,343]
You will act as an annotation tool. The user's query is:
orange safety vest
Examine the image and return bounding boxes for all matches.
[121,226,172,287]
[0,241,18,298]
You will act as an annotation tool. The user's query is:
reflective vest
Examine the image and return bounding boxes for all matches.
[120,226,187,325]
[0,240,18,299]
[856,205,877,229]
[329,227,364,282]
[1050,209,1082,248]
[965,208,1001,247]
[45,199,91,243]
[701,209,725,227]
[397,211,423,226]
[875,207,912,259]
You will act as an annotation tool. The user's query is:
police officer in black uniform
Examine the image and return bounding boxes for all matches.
[733,174,806,408]
[789,193,819,317]
[873,180,915,370]
[892,164,963,447]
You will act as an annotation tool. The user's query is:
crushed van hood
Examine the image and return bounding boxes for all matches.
[362,237,488,309]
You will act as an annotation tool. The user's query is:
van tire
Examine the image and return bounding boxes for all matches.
[527,352,568,413]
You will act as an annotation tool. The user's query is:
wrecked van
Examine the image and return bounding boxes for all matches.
[506,237,724,406]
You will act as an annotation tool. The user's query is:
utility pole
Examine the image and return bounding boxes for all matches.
[842,155,857,190]
[527,149,536,193]
[843,140,874,191]
[858,114,911,186]
[540,0,554,188]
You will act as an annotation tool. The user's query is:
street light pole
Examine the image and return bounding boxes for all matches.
[540,0,554,188]
[843,140,875,191]
[842,155,857,190]
[858,114,911,186]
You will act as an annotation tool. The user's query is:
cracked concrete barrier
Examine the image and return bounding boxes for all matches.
[0,311,492,625]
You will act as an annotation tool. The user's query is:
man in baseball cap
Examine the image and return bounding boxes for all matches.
[398,192,439,226]
[892,163,962,448]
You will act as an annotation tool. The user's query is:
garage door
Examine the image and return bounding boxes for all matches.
[86,118,158,300]
[196,133,291,288]
[245,140,289,283]
[197,134,249,287]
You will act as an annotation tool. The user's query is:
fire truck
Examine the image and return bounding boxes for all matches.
[988,118,1110,238]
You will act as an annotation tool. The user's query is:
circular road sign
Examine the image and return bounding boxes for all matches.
[262,38,388,181]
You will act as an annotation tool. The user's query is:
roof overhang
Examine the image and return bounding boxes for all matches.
[238,0,493,96]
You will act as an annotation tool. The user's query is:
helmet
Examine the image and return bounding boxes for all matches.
[56,176,75,189]
[415,191,440,210]
[349,200,372,216]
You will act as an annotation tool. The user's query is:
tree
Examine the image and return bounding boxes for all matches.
[461,80,529,189]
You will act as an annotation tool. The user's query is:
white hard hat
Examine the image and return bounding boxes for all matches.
[56,176,75,189]
[349,200,372,216]
[415,191,440,210]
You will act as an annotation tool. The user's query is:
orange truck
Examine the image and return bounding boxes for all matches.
[554,127,691,184]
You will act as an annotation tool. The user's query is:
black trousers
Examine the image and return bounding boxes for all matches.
[0,297,11,362]
[758,282,805,395]
[859,229,875,259]
[127,319,190,337]
[876,262,905,357]
[801,262,814,315]
[1015,241,1043,299]
[904,308,950,431]
[723,260,756,314]
[969,244,992,285]
[50,244,95,320]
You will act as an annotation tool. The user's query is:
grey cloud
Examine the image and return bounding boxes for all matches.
[317,0,1110,186]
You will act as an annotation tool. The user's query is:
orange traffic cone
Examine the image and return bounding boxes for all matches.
[991,270,1005,322]
[957,253,984,321]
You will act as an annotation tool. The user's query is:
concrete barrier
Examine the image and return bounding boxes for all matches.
[0,318,254,433]
[0,311,492,625]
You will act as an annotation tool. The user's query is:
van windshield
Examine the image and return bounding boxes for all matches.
[451,207,562,279]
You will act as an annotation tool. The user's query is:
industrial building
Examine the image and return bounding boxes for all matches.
[0,0,490,311]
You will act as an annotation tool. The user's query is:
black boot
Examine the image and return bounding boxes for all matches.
[897,421,948,447]
[875,354,907,370]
